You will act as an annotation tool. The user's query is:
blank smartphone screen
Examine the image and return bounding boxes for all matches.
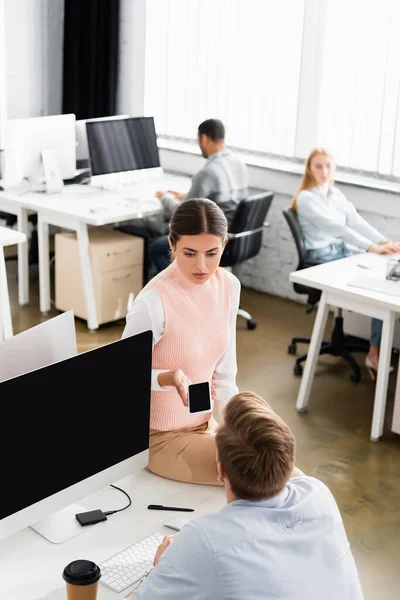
[188,382,211,413]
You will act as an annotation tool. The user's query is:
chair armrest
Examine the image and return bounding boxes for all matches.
[227,222,269,240]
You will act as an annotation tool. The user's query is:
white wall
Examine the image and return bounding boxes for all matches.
[5,0,64,119]
[117,0,146,117]
[4,0,136,121]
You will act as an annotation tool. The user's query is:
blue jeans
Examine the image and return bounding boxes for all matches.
[370,317,382,347]
[149,235,171,273]
[306,242,351,263]
[306,243,382,347]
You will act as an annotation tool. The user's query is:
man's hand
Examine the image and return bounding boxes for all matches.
[166,190,184,201]
[153,535,176,566]
[155,191,164,199]
[172,369,192,406]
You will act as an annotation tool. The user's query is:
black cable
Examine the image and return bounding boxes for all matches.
[103,484,132,516]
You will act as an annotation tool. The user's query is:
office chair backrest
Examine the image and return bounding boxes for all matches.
[282,207,321,310]
[220,191,274,268]
[282,207,308,269]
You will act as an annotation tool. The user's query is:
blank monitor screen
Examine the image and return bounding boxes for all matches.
[0,330,152,538]
[86,116,160,176]
[75,115,129,162]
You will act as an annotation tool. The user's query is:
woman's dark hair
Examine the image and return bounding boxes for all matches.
[169,198,228,246]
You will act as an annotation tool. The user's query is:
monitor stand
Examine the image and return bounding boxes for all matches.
[41,149,64,193]
[30,502,89,544]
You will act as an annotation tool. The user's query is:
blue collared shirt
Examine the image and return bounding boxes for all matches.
[133,476,363,599]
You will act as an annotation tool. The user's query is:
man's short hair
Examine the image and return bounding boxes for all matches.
[198,119,225,142]
[216,392,295,500]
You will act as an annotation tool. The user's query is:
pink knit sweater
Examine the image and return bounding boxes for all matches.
[142,261,233,431]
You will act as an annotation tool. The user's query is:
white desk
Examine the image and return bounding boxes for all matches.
[0,196,32,305]
[0,225,27,341]
[290,253,400,441]
[0,175,191,330]
[0,469,225,600]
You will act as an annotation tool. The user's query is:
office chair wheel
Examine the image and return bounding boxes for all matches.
[349,373,361,383]
[247,319,257,330]
[288,343,297,355]
[293,363,303,376]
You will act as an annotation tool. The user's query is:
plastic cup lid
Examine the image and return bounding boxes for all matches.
[62,559,101,586]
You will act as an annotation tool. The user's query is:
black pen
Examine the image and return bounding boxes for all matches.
[147,504,194,512]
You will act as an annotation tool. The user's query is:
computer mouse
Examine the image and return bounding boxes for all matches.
[163,516,191,532]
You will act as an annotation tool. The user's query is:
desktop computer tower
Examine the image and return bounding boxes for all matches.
[55,227,144,325]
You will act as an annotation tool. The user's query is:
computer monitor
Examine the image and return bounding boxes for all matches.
[75,115,129,164]
[86,116,161,177]
[3,114,77,188]
[0,311,77,383]
[0,330,152,544]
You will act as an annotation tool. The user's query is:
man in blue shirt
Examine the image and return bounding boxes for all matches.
[132,391,363,599]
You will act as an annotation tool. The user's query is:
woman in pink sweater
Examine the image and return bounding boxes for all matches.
[122,198,240,485]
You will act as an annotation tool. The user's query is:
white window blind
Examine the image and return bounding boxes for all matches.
[144,0,305,158]
[144,0,400,178]
[317,0,400,177]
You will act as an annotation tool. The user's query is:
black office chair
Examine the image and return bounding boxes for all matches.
[221,191,274,330]
[282,207,370,382]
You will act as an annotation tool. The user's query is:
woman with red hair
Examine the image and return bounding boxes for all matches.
[291,148,400,378]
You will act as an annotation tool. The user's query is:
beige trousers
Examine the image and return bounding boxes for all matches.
[147,419,223,486]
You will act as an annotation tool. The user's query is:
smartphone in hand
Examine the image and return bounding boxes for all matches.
[188,382,212,414]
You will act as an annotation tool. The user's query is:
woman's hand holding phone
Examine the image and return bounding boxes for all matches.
[158,371,216,408]
[172,369,192,406]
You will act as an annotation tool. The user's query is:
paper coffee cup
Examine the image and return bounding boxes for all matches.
[63,559,101,600]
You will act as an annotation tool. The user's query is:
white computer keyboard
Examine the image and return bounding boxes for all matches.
[99,531,165,593]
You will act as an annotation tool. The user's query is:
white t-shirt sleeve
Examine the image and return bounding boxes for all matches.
[122,290,171,391]
[212,272,240,423]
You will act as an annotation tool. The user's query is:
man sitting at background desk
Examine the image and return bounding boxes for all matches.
[130,391,363,599]
[118,118,247,279]
[149,118,248,273]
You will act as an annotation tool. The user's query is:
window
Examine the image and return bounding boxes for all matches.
[144,0,305,158]
[144,0,400,178]
[318,0,400,177]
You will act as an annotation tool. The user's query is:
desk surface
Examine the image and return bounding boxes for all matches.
[290,253,400,311]
[0,470,225,600]
[0,225,27,247]
[0,175,191,227]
